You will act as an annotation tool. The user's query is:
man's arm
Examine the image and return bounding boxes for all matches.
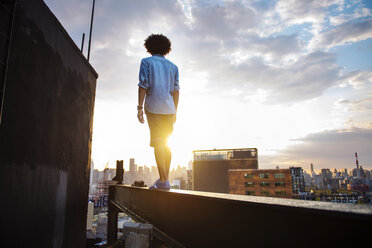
[137,86,147,123]
[173,90,179,123]
[173,90,179,111]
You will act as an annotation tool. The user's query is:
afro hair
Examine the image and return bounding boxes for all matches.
[144,34,172,55]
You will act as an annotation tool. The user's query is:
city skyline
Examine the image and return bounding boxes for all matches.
[44,0,372,171]
[91,157,370,177]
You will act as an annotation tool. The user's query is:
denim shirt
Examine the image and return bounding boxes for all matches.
[138,55,180,114]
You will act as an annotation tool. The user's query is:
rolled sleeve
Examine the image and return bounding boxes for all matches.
[138,59,149,89]
[174,66,180,91]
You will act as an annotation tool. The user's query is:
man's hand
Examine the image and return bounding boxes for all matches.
[137,109,144,123]
[173,113,177,123]
[137,87,146,124]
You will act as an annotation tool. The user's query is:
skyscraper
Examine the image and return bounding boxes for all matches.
[129,158,137,173]
[290,167,305,193]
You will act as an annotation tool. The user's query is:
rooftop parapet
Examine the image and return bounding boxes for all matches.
[108,185,372,248]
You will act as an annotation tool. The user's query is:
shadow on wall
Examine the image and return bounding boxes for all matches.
[0,0,98,247]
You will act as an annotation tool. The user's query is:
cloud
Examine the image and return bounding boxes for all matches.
[342,70,372,88]
[87,0,310,102]
[194,49,345,103]
[44,0,91,30]
[275,0,344,33]
[310,18,372,49]
[43,0,372,170]
[44,0,372,105]
[226,34,303,60]
[330,6,372,26]
[190,1,261,38]
[261,127,372,170]
[72,0,188,99]
[337,96,372,112]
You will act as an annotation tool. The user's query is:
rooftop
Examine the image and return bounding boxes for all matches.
[108,184,372,248]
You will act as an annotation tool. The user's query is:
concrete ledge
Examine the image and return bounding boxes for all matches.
[108,185,372,248]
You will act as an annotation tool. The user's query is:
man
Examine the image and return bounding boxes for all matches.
[137,34,179,190]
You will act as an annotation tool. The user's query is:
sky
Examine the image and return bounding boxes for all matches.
[43,0,372,172]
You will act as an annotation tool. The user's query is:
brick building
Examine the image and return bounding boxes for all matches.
[193,148,258,193]
[228,169,293,198]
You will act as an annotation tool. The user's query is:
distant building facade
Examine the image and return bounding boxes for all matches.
[192,148,258,193]
[228,168,293,198]
[290,167,305,193]
[129,158,137,173]
[186,169,193,190]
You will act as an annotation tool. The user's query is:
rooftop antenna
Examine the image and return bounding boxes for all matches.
[87,0,95,62]
[80,33,85,53]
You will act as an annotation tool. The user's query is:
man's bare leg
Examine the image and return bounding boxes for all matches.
[154,144,168,182]
[165,146,171,179]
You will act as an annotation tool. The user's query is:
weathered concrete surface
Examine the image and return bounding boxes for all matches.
[109,185,372,248]
[0,0,97,247]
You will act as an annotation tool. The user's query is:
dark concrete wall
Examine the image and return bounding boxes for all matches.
[0,0,97,247]
[193,159,258,193]
[110,185,372,248]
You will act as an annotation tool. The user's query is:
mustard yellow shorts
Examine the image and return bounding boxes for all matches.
[145,110,175,147]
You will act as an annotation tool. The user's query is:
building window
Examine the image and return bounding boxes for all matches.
[274,173,285,179]
[245,190,255,195]
[245,182,255,187]
[274,182,286,187]
[244,173,253,179]
[193,148,257,161]
[259,173,270,179]
[260,182,270,187]
[260,191,270,196]
[275,191,286,196]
